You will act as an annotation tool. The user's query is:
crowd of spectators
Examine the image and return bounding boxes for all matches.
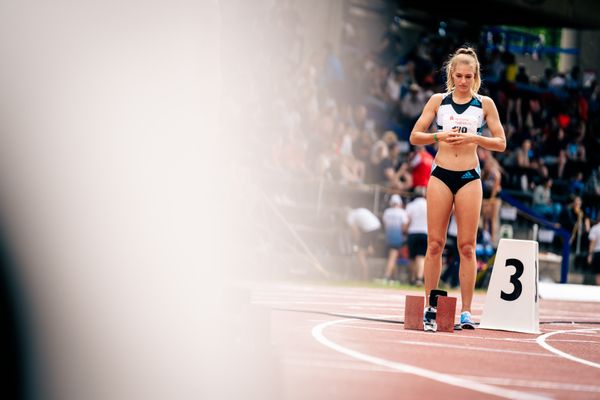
[253,2,600,282]
[267,26,598,204]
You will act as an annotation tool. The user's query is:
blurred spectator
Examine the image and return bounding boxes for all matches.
[487,48,504,81]
[523,98,544,135]
[565,135,586,163]
[346,208,381,280]
[515,64,530,84]
[588,216,600,285]
[440,212,459,288]
[404,187,428,286]
[571,171,586,197]
[377,22,402,66]
[538,67,554,89]
[353,127,375,168]
[386,66,409,102]
[481,156,502,244]
[514,64,530,129]
[585,166,600,197]
[370,131,398,168]
[513,138,538,190]
[584,167,600,221]
[408,145,433,189]
[532,177,561,221]
[312,115,338,177]
[399,84,428,134]
[549,72,566,90]
[335,124,365,184]
[566,65,581,91]
[331,156,365,184]
[378,142,412,190]
[541,126,568,178]
[501,52,518,124]
[350,104,370,133]
[322,42,345,101]
[559,196,590,250]
[476,227,496,263]
[382,194,408,281]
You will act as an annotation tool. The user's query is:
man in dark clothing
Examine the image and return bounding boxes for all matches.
[559,196,590,251]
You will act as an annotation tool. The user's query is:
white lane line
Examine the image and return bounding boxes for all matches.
[282,358,600,394]
[548,331,600,338]
[387,340,556,358]
[536,328,600,368]
[343,323,600,344]
[454,375,600,393]
[312,319,551,400]
[342,324,536,343]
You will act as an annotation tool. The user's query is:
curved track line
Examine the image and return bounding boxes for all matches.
[536,328,600,368]
[312,319,551,400]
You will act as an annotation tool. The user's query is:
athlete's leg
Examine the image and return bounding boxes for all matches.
[424,177,454,306]
[454,179,483,313]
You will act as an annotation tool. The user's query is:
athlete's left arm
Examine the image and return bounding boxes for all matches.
[476,96,506,152]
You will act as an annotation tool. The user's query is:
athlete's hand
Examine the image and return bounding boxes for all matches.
[446,129,475,145]
[437,127,457,143]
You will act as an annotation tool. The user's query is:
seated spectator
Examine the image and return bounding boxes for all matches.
[541,126,569,178]
[386,67,408,102]
[585,166,600,197]
[353,128,375,167]
[370,131,397,169]
[336,125,365,184]
[377,142,412,190]
[514,138,539,191]
[330,156,365,184]
[570,172,586,197]
[382,194,408,281]
[549,72,566,89]
[532,177,561,222]
[399,83,428,139]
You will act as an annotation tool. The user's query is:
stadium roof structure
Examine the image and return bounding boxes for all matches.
[391,0,600,29]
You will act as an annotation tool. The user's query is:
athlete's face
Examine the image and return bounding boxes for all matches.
[452,62,476,94]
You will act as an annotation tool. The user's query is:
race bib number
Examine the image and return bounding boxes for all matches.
[442,115,478,134]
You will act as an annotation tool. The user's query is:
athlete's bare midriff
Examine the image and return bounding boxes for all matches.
[434,141,479,171]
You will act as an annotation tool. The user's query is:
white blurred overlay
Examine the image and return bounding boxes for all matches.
[0,1,270,399]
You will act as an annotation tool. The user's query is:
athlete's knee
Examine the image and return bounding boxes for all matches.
[427,237,445,256]
[458,242,476,259]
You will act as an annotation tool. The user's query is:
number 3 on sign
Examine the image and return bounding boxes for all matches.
[501,258,523,301]
[479,239,539,333]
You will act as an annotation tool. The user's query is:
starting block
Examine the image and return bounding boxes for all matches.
[404,290,457,333]
[404,295,424,330]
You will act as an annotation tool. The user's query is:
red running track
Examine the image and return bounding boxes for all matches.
[250,282,600,400]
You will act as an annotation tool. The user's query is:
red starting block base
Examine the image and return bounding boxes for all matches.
[436,296,457,332]
[404,295,424,330]
[403,294,457,333]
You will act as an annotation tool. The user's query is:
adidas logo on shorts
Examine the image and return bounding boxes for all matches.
[461,171,474,179]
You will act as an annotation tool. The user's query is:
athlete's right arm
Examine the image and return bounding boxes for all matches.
[409,94,448,146]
